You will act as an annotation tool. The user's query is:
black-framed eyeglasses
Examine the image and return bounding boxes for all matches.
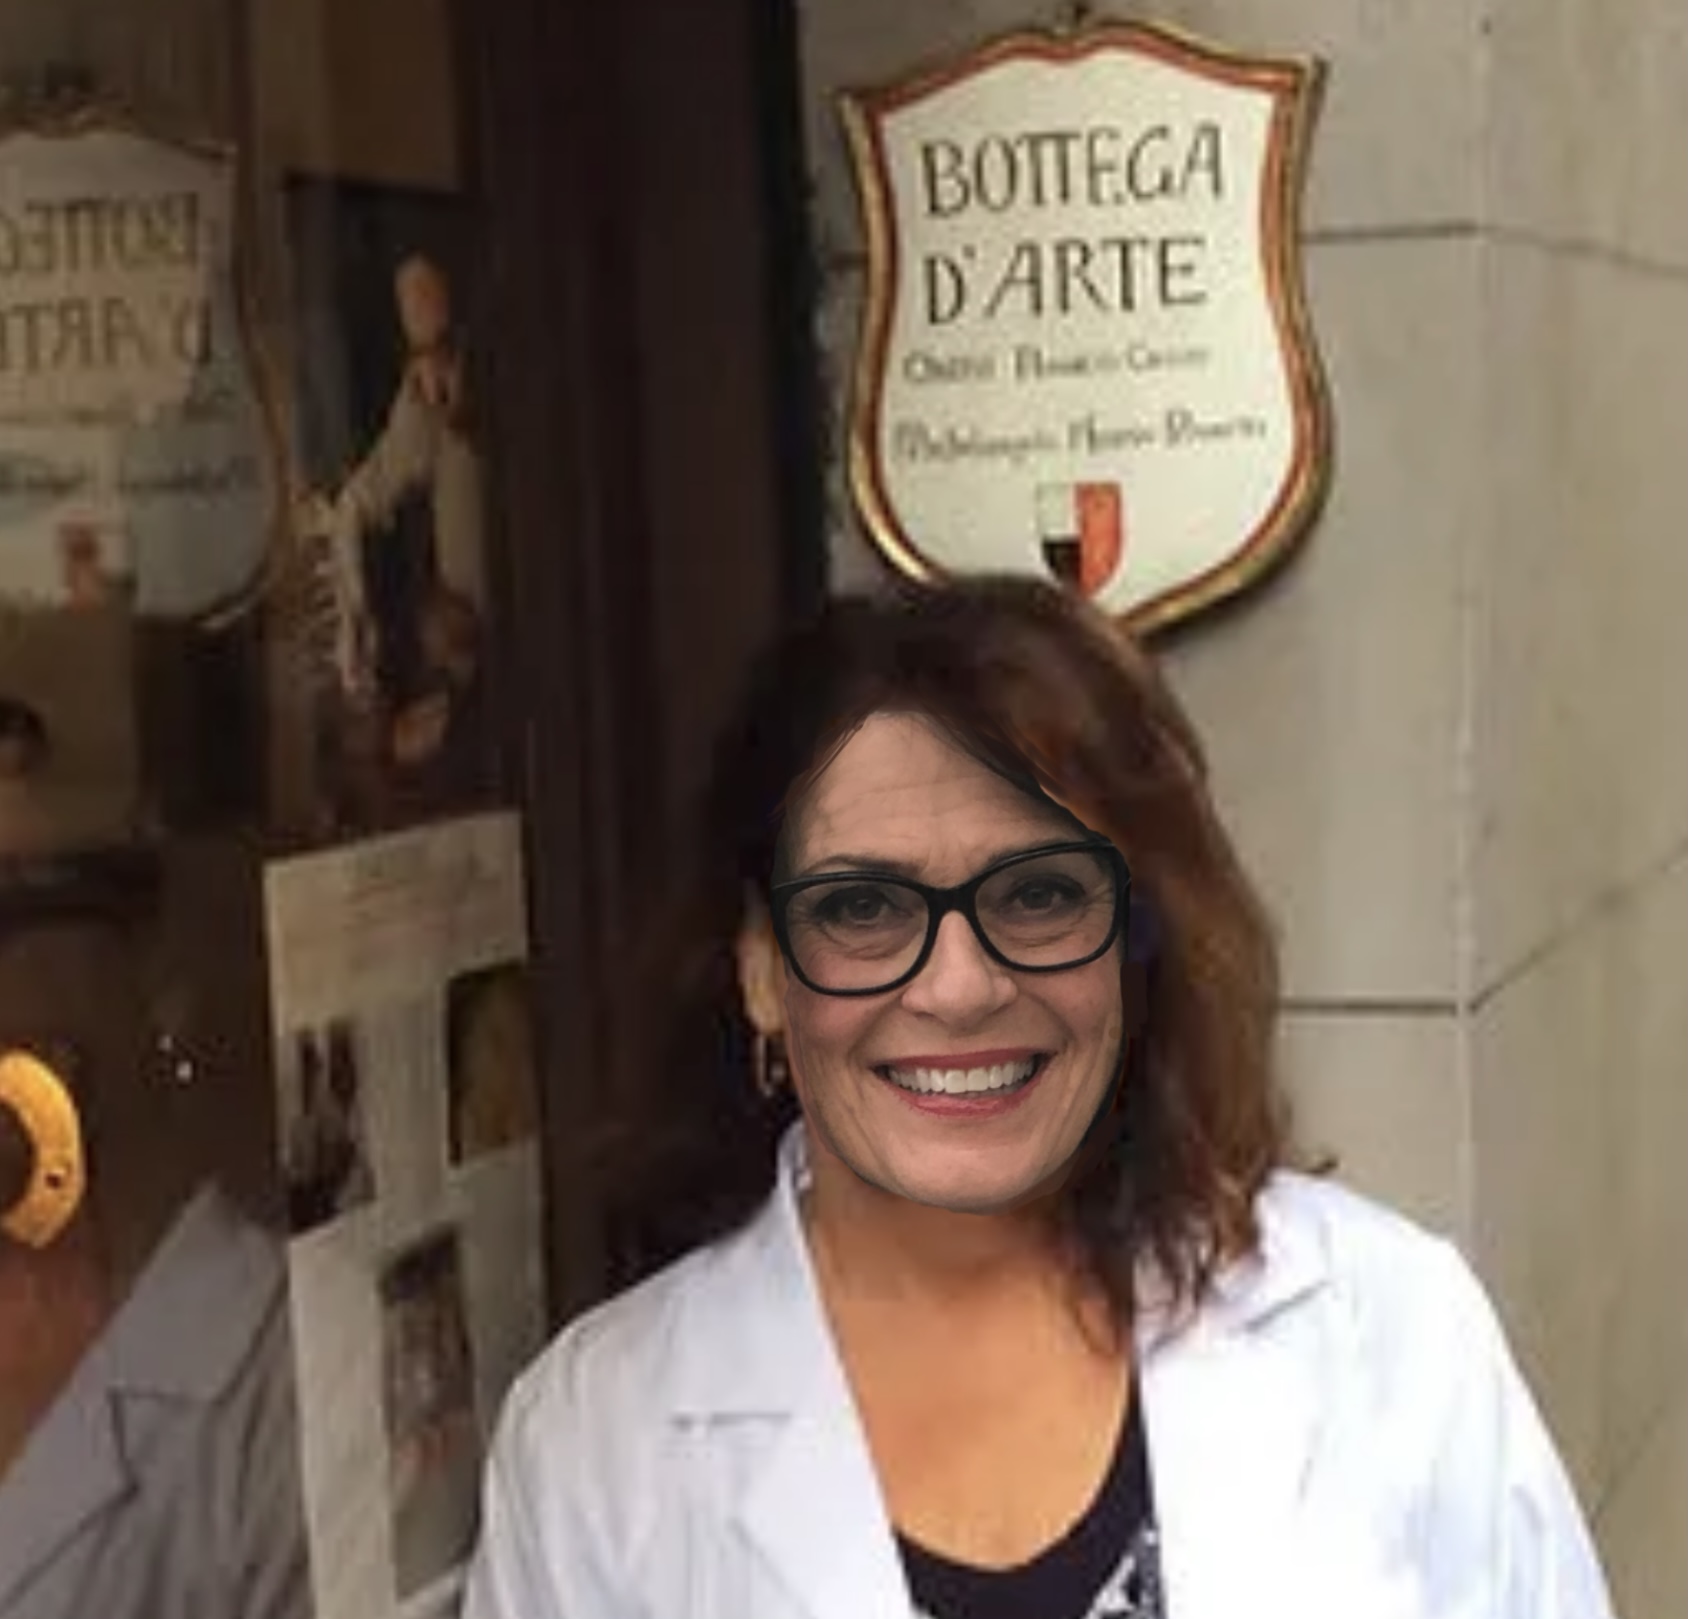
[769,839,1131,997]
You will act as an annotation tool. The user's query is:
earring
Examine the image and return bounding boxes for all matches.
[0,1049,87,1249]
[751,1031,790,1100]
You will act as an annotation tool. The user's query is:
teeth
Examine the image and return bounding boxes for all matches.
[883,1058,1038,1095]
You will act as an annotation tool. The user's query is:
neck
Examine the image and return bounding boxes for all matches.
[801,1152,1075,1318]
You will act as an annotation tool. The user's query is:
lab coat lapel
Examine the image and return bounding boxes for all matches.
[0,1188,281,1616]
[1135,1193,1332,1619]
[0,1365,132,1615]
[674,1125,911,1619]
[738,1398,911,1619]
[1140,1318,1323,1617]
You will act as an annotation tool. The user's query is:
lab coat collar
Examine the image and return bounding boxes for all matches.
[667,1125,912,1619]
[88,1184,285,1402]
[666,1123,827,1418]
[0,1185,284,1610]
[669,1121,1331,1417]
[666,1123,1337,1619]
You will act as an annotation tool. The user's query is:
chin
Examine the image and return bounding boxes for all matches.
[883,1155,1055,1215]
[915,1185,1033,1215]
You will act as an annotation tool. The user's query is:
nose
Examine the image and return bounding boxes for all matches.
[898,909,1016,1018]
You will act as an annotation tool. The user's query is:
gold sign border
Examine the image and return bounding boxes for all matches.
[0,102,288,632]
[839,22,1332,638]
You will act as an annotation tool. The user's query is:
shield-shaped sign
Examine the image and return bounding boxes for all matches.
[0,112,280,622]
[841,24,1330,632]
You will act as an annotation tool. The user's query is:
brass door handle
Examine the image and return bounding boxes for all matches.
[0,1050,86,1248]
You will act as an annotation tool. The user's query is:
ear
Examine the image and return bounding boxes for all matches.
[734,888,788,1039]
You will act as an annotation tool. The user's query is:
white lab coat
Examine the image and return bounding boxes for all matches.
[0,1188,310,1619]
[465,1124,1615,1619]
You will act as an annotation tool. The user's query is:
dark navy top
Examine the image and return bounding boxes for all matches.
[897,1378,1164,1619]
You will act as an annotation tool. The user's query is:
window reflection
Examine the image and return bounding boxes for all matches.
[0,883,311,1619]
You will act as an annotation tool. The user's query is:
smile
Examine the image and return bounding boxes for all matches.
[877,1055,1045,1095]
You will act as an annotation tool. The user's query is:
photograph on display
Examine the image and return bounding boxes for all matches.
[276,1016,375,1233]
[379,1227,481,1600]
[276,176,498,841]
[444,961,538,1165]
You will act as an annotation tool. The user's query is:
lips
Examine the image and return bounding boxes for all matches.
[873,1053,1052,1117]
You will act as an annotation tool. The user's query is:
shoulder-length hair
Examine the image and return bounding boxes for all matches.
[592,574,1300,1325]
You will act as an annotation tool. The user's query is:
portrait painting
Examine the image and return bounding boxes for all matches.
[274,176,501,842]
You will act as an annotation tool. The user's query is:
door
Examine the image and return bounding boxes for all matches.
[0,0,818,1610]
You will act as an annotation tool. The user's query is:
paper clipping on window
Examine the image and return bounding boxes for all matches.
[263,811,545,1619]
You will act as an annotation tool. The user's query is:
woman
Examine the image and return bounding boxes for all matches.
[466,576,1613,1618]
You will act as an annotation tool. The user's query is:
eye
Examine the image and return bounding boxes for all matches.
[1004,876,1085,913]
[811,885,898,926]
[794,880,923,935]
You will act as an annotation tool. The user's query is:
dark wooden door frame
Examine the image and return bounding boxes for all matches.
[465,0,821,1320]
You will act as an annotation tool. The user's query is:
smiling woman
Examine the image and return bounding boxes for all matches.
[592,571,1285,1314]
[465,576,1615,1619]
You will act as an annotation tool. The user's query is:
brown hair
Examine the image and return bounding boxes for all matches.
[594,574,1301,1324]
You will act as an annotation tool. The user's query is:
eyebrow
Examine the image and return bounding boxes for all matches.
[794,840,1076,881]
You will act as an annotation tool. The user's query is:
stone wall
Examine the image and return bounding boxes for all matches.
[1470,2,1688,1609]
[796,3,1687,1610]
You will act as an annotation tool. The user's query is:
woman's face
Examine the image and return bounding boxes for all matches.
[764,711,1127,1214]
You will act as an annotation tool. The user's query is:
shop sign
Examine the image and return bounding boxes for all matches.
[842,23,1330,629]
[0,114,278,620]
